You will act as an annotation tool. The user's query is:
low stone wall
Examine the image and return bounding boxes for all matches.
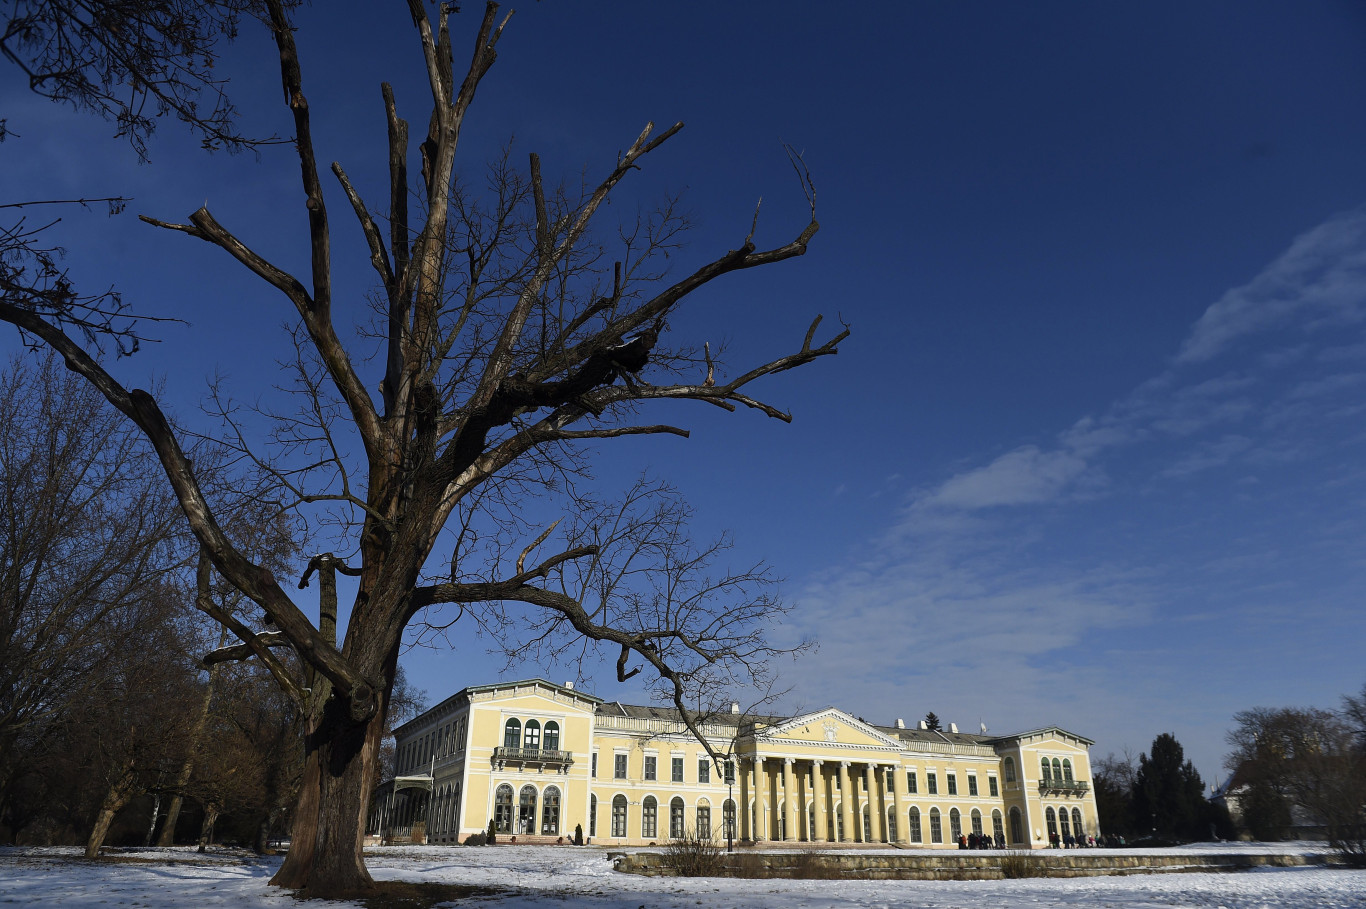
[613,850,1325,880]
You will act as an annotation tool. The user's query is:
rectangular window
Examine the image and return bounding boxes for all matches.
[989,776,999,797]
[644,756,657,781]
[698,759,710,784]
[672,757,684,783]
[907,771,918,794]
[724,761,735,784]
[968,775,978,797]
[614,753,627,780]
[591,752,598,778]
[947,773,958,796]
[927,772,938,795]
[886,769,895,791]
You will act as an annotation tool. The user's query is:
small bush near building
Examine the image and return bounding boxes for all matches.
[463,832,487,846]
[574,824,583,845]
[659,826,722,877]
[1000,850,1049,879]
[486,820,497,845]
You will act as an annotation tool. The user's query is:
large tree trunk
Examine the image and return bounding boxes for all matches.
[269,698,386,895]
[154,794,184,847]
[196,802,220,852]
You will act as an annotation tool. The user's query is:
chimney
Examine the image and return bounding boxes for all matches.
[564,680,574,690]
[948,722,958,734]
[730,702,740,714]
[895,718,905,729]
[918,720,928,730]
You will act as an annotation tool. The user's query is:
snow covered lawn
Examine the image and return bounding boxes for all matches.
[1,842,1362,908]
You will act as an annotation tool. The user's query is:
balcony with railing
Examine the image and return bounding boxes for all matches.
[492,746,573,772]
[1038,777,1090,795]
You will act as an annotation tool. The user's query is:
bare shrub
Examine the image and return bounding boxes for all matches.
[1000,850,1048,879]
[660,825,722,877]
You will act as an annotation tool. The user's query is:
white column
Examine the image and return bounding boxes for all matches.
[782,758,797,841]
[838,762,854,842]
[813,760,828,842]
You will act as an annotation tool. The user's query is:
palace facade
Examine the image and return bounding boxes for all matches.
[370,678,1099,848]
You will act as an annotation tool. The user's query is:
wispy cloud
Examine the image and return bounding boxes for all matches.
[785,208,1366,778]
[920,446,1093,510]
[1176,208,1366,364]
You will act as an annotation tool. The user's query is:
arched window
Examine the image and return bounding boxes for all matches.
[518,785,538,835]
[543,721,560,752]
[1052,758,1062,780]
[541,786,561,835]
[524,719,541,750]
[1045,807,1058,839]
[670,797,686,838]
[1062,758,1073,781]
[1009,806,1024,845]
[503,719,521,750]
[1059,808,1071,839]
[494,784,514,833]
[1072,808,1084,838]
[642,796,658,839]
[886,807,898,843]
[1041,757,1052,781]
[949,807,962,841]
[452,782,461,835]
[908,806,922,843]
[970,808,983,837]
[835,806,844,842]
[589,794,597,837]
[697,799,711,837]
[1004,757,1016,783]
[862,804,871,843]
[810,803,818,842]
[992,809,1004,845]
[929,807,943,844]
[611,794,628,837]
[723,799,736,841]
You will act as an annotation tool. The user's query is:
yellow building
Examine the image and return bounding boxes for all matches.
[370,678,1100,849]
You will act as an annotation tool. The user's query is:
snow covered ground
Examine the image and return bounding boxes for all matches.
[1,842,1362,908]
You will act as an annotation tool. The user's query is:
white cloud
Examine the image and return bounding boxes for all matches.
[1177,208,1366,364]
[920,445,1091,510]
[1158,434,1253,479]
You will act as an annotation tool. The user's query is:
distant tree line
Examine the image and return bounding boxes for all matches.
[1223,685,1366,866]
[1091,732,1234,844]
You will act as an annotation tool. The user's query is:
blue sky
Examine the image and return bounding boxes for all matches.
[5,1,1366,785]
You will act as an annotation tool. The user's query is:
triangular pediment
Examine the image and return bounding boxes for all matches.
[758,708,903,750]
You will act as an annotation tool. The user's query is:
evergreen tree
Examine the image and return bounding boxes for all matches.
[924,712,941,732]
[1131,733,1209,840]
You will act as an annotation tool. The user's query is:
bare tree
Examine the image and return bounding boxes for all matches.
[0,353,184,814]
[0,1,845,894]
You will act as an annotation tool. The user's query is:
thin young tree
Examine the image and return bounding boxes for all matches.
[0,1,845,894]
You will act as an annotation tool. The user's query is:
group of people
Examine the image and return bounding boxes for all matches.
[956,832,1006,849]
[1047,832,1126,848]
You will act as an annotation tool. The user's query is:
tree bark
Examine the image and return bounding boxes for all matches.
[196,803,220,852]
[85,767,138,858]
[269,692,387,894]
